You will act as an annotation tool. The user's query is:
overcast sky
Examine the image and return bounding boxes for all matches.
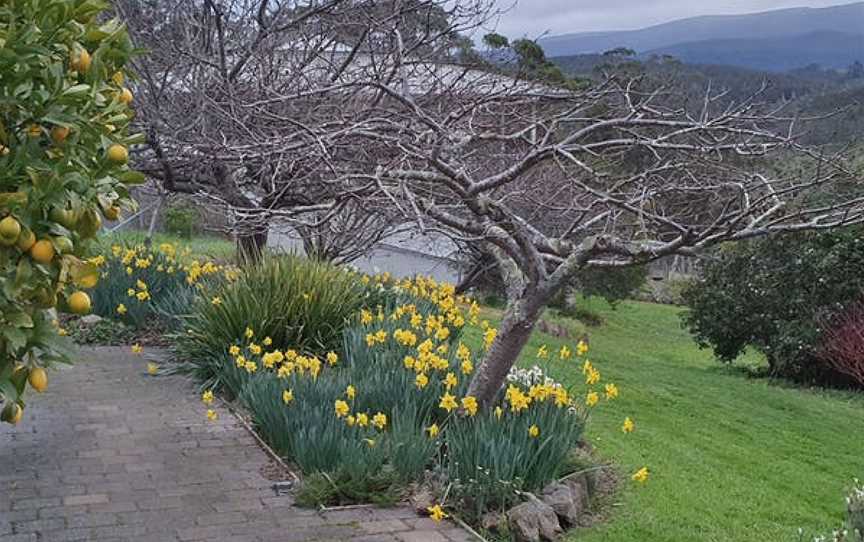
[488,0,852,39]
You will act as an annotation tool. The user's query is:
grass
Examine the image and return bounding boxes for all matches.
[98,230,236,261]
[462,298,864,542]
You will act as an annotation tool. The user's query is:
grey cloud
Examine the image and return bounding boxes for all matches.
[490,0,852,38]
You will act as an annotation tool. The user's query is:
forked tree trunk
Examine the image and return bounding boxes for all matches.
[466,290,551,406]
[236,224,268,264]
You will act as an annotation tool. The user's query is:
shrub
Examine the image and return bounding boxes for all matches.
[682,229,864,384]
[0,0,137,424]
[817,302,864,387]
[164,200,199,238]
[170,254,371,391]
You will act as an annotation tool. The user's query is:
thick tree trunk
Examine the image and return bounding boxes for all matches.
[466,290,550,406]
[236,222,268,264]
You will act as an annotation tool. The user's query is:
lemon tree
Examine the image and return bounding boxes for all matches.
[0,0,141,424]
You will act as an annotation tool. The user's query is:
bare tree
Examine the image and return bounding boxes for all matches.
[325,68,863,405]
[115,0,490,261]
[117,0,863,405]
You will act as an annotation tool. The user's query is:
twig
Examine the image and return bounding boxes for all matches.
[450,513,490,542]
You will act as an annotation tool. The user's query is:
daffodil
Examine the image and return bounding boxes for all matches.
[334,400,350,418]
[415,373,429,389]
[427,424,440,438]
[201,390,214,405]
[283,389,294,405]
[444,372,457,390]
[372,412,387,430]
[632,467,649,483]
[537,345,548,358]
[577,340,589,356]
[211,296,222,306]
[346,385,356,400]
[146,362,158,375]
[131,344,143,354]
[622,417,635,433]
[605,383,619,400]
[327,351,339,366]
[439,392,458,412]
[116,303,127,315]
[528,424,540,438]
[427,504,447,522]
[461,396,478,416]
[586,391,600,407]
[559,345,571,359]
[356,413,369,427]
[206,409,218,421]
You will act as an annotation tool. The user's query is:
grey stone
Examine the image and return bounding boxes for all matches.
[507,500,562,542]
[480,511,505,532]
[410,488,435,515]
[541,482,584,526]
[79,314,104,325]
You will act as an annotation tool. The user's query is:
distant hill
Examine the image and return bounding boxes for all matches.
[646,31,864,72]
[539,2,864,71]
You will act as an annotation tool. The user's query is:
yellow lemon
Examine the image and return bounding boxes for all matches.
[28,368,47,393]
[53,236,74,254]
[1,402,22,425]
[102,205,121,221]
[16,228,35,252]
[71,49,91,73]
[68,291,91,315]
[118,88,133,105]
[51,126,70,144]
[30,240,56,264]
[106,144,128,164]
[0,216,21,243]
[76,272,99,289]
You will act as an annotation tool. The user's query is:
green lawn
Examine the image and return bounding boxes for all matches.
[463,299,864,542]
[99,230,236,260]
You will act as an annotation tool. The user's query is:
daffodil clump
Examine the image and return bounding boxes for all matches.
[191,272,644,522]
[87,241,238,328]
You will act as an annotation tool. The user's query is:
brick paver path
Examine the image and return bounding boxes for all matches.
[1,347,472,542]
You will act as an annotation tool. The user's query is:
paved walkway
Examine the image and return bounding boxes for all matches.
[1,347,471,542]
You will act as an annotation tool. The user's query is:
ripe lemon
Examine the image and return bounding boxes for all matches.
[76,271,99,289]
[68,291,91,315]
[71,49,91,73]
[51,126,70,144]
[0,216,21,244]
[1,402,22,425]
[30,239,56,264]
[28,368,47,393]
[118,88,133,105]
[106,144,128,164]
[12,405,23,424]
[16,229,35,252]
